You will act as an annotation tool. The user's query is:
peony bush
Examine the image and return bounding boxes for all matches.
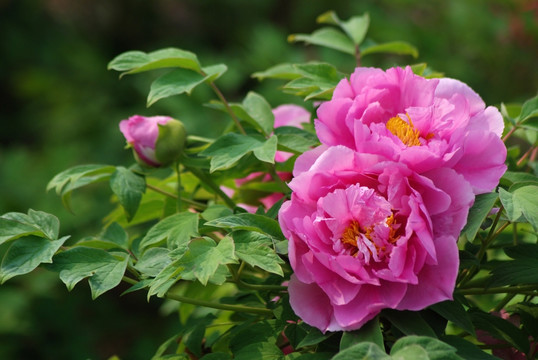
[1,10,537,360]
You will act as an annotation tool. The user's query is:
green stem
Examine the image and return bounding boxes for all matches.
[492,293,516,312]
[265,163,290,195]
[176,161,182,212]
[122,276,138,285]
[459,206,505,287]
[166,292,272,315]
[206,80,246,135]
[146,183,206,210]
[233,280,287,292]
[457,284,538,295]
[185,165,236,209]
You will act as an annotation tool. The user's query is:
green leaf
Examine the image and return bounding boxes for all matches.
[176,237,237,286]
[147,258,185,298]
[0,236,69,283]
[243,92,275,136]
[50,247,129,299]
[201,204,233,221]
[489,258,538,286]
[233,231,284,276]
[517,94,538,123]
[469,310,530,353]
[234,342,284,360]
[205,213,284,241]
[147,64,227,106]
[382,310,437,337]
[274,126,319,154]
[0,209,60,245]
[283,63,344,101]
[100,222,129,249]
[391,336,462,360]
[441,335,499,360]
[135,247,172,277]
[253,135,278,163]
[289,27,355,55]
[501,171,538,186]
[461,192,499,242]
[391,345,429,360]
[317,11,370,45]
[360,41,419,58]
[295,326,331,348]
[331,342,390,360]
[200,133,276,172]
[47,164,115,211]
[430,300,476,337]
[252,63,303,80]
[340,316,384,352]
[139,212,199,250]
[499,185,538,230]
[108,48,201,75]
[110,167,146,222]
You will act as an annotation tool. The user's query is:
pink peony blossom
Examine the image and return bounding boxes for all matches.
[279,145,474,332]
[315,66,506,194]
[120,115,175,167]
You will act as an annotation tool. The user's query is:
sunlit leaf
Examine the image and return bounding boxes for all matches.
[110,167,146,222]
[243,91,275,136]
[360,41,419,58]
[139,212,199,250]
[0,235,69,283]
[233,231,284,276]
[50,247,129,299]
[289,27,355,55]
[47,164,115,212]
[0,209,60,245]
[461,192,498,242]
[317,11,370,45]
[108,48,201,75]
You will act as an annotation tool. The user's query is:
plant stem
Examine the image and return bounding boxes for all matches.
[457,284,538,295]
[165,292,273,316]
[233,280,287,292]
[146,183,206,210]
[176,161,182,212]
[185,165,236,209]
[265,163,290,194]
[206,80,246,135]
[502,126,517,142]
[458,206,505,287]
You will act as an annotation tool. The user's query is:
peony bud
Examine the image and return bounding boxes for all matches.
[119,115,186,167]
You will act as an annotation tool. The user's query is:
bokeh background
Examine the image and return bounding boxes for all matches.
[0,0,536,358]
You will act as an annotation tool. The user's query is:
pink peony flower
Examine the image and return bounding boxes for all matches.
[315,66,506,194]
[279,145,475,332]
[120,115,186,167]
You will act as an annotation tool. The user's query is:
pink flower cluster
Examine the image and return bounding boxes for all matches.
[279,66,507,332]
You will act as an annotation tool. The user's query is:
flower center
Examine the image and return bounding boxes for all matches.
[340,214,400,262]
[385,114,422,147]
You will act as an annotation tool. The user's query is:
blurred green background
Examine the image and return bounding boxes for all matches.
[0,0,536,358]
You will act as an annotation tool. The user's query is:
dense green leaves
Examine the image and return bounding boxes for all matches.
[233,231,284,276]
[205,213,284,241]
[340,317,384,352]
[139,212,199,250]
[47,164,116,211]
[50,247,129,299]
[274,126,319,154]
[200,133,277,172]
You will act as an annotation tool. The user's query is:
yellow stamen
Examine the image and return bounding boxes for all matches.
[386,114,422,147]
